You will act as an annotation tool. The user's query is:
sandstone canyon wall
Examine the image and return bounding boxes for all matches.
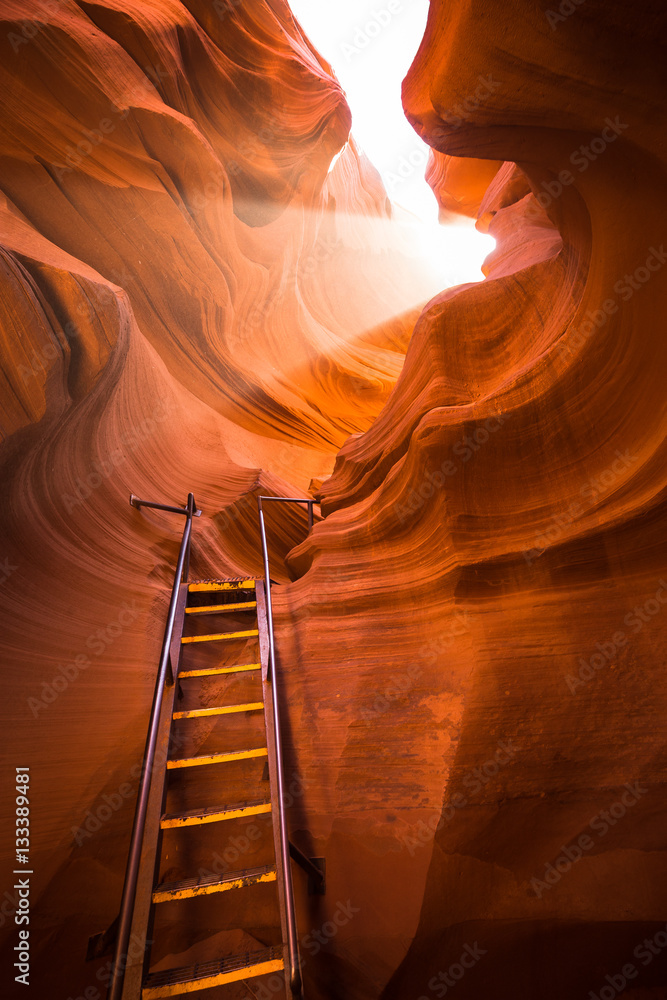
[0,0,439,994]
[1,1,666,1000]
[276,1,667,998]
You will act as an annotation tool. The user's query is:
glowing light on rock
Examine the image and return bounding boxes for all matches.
[288,0,495,285]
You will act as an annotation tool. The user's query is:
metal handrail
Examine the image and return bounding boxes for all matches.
[108,493,199,1000]
[257,495,316,996]
[259,495,315,531]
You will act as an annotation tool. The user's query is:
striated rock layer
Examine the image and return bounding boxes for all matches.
[0,1,443,995]
[2,0,666,998]
[272,2,667,999]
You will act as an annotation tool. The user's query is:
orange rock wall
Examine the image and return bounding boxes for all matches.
[1,0,666,998]
[274,2,667,998]
[0,1,439,994]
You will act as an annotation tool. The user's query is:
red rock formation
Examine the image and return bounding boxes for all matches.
[0,1,443,994]
[425,150,501,222]
[2,0,667,998]
[272,2,667,998]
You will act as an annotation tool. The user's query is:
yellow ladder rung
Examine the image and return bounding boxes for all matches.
[167,747,268,769]
[178,663,261,678]
[185,601,257,615]
[188,579,255,593]
[173,702,263,720]
[142,955,283,999]
[160,801,271,829]
[181,629,258,644]
[152,867,277,903]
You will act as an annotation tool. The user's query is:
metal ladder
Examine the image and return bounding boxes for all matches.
[105,495,323,1000]
[145,577,288,998]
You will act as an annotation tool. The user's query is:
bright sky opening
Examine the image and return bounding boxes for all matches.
[288,0,495,288]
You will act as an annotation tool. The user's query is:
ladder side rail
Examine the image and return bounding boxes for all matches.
[108,493,197,1000]
[257,497,315,997]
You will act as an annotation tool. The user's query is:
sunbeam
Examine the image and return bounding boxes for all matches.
[288,0,495,284]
